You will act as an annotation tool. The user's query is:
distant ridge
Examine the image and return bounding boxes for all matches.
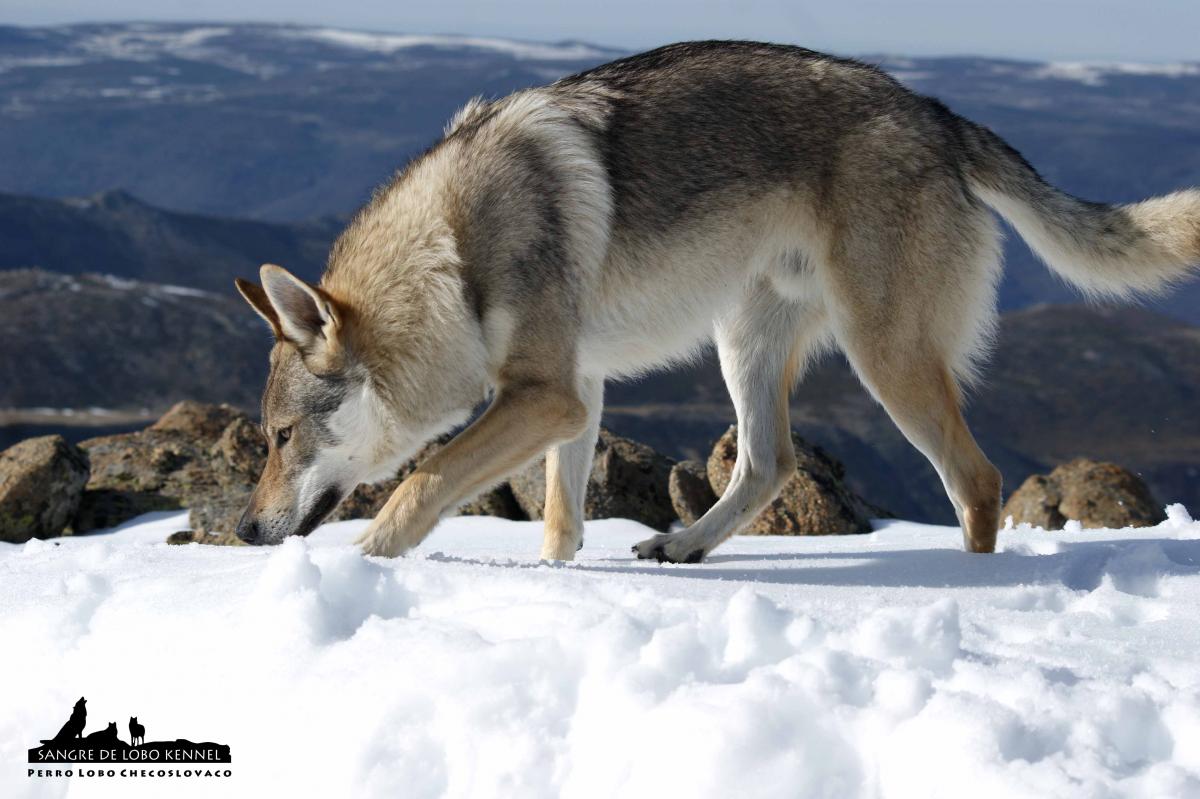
[0,190,335,292]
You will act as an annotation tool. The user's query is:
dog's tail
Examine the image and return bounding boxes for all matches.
[960,119,1200,298]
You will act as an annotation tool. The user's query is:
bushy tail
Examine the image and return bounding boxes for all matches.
[960,120,1200,298]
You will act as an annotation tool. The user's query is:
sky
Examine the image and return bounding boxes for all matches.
[3,0,1199,63]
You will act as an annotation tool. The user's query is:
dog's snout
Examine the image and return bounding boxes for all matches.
[235,514,261,545]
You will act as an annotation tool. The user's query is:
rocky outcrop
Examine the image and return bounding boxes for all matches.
[508,429,676,531]
[5,406,891,544]
[707,425,876,536]
[0,435,90,542]
[1002,459,1166,530]
[669,459,717,526]
[75,404,526,540]
[73,401,263,536]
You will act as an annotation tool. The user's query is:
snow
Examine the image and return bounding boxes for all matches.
[2,507,1199,797]
[284,28,611,61]
[1031,61,1200,86]
[76,27,234,62]
[0,57,88,75]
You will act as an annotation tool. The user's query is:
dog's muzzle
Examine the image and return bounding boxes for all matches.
[235,512,262,545]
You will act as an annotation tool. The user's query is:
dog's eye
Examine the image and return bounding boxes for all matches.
[276,427,293,447]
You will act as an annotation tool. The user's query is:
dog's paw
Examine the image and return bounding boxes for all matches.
[632,533,707,564]
[355,528,408,559]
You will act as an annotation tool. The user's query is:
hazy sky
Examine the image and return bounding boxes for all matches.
[4,0,1199,62]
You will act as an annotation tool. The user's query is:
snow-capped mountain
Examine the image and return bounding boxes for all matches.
[2,23,1198,321]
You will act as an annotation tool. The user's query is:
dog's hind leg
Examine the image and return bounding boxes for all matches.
[843,338,1001,552]
[824,213,1004,552]
[633,281,829,563]
[542,376,603,560]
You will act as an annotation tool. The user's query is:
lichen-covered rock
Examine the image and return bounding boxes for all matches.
[75,407,524,541]
[149,401,244,439]
[73,401,262,535]
[508,428,676,531]
[1002,459,1165,530]
[669,459,717,525]
[215,415,267,478]
[707,425,876,535]
[165,528,242,546]
[0,435,90,542]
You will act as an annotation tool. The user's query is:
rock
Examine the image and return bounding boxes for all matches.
[74,401,263,536]
[508,428,676,531]
[669,459,717,525]
[0,435,90,542]
[71,489,180,532]
[1002,458,1166,530]
[464,483,525,519]
[214,416,266,478]
[707,425,875,535]
[76,403,526,542]
[150,401,244,439]
[165,529,243,546]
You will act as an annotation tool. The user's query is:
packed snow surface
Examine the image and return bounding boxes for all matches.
[3,507,1200,798]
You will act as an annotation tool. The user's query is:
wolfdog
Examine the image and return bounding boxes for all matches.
[234,41,1199,562]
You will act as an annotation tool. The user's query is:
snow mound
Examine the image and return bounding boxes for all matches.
[2,510,1199,797]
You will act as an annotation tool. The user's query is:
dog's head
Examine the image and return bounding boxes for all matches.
[232,264,424,545]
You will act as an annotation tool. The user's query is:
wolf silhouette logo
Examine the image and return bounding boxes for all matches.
[28,696,232,765]
[129,717,145,746]
[40,697,86,745]
[83,722,119,744]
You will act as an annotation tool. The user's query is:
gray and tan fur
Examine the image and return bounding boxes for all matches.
[234,41,1200,562]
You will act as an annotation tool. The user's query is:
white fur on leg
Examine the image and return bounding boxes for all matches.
[541,376,603,560]
[634,283,822,563]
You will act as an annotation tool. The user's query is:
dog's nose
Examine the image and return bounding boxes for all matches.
[235,515,261,545]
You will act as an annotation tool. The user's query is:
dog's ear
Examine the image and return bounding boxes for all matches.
[235,277,283,338]
[258,263,346,373]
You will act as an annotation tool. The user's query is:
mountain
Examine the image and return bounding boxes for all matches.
[1,266,1196,522]
[1,23,1198,323]
[0,189,335,291]
[0,23,621,221]
[0,268,269,411]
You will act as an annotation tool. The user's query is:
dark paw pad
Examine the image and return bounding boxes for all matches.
[632,542,705,564]
[632,542,666,561]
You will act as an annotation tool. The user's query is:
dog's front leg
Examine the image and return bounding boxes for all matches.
[541,376,603,560]
[356,383,589,557]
